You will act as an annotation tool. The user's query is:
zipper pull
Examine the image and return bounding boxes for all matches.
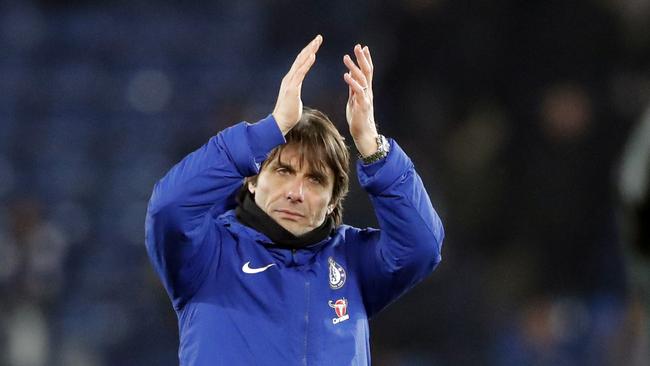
[291,248,298,265]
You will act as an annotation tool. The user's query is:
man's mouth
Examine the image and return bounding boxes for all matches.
[275,209,305,220]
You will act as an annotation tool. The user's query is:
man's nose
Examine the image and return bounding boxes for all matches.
[286,178,304,202]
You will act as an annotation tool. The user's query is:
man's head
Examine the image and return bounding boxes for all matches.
[245,107,349,236]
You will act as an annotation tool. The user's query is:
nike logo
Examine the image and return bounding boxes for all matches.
[242,261,275,274]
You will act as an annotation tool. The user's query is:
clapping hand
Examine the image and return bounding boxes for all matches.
[343,44,379,157]
[272,35,323,135]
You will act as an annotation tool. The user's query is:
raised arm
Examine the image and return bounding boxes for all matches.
[145,35,322,309]
[342,44,445,316]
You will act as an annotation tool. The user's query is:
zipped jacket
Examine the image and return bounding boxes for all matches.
[145,115,445,365]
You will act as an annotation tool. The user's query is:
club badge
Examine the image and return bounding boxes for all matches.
[328,257,346,290]
[328,298,350,324]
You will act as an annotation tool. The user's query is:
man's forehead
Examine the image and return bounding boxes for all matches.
[271,144,332,175]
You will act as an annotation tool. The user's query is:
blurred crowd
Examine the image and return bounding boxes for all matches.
[1,0,649,365]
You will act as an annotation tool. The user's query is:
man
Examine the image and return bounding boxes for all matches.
[145,35,445,365]
[618,102,650,364]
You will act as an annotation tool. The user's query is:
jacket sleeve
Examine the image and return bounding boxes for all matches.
[145,115,285,309]
[350,139,445,318]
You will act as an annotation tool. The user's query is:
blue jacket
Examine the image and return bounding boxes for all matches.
[145,115,444,365]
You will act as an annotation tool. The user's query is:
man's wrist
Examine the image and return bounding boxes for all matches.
[272,112,294,136]
[354,133,379,157]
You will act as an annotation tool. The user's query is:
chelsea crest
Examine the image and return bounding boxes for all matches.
[328,257,346,290]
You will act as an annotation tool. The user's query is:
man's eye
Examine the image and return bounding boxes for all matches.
[308,176,322,184]
[276,167,289,175]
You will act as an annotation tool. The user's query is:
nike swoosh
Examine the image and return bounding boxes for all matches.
[242,261,275,274]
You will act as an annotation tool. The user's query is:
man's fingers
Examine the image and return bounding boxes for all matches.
[295,35,322,66]
[343,72,366,95]
[292,53,316,86]
[363,46,373,71]
[343,54,367,88]
[287,35,322,81]
[354,45,373,84]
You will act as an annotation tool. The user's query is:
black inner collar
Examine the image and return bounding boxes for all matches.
[235,190,334,249]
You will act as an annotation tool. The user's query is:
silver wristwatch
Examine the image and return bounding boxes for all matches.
[360,134,390,164]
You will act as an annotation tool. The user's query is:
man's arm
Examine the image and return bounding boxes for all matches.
[352,141,444,317]
[145,116,284,309]
[342,44,445,316]
[145,35,323,309]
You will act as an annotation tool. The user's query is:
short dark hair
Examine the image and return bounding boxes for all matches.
[244,107,350,226]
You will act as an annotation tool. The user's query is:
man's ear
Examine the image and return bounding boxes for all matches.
[248,181,256,194]
[327,198,338,214]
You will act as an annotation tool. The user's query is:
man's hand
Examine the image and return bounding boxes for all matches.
[273,35,323,135]
[343,44,379,157]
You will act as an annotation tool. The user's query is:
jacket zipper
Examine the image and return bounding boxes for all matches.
[302,279,310,366]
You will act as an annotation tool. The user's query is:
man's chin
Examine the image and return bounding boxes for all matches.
[285,226,310,237]
[278,221,310,237]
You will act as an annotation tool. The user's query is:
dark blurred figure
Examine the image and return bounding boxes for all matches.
[514,81,625,296]
[1,198,69,366]
[616,103,650,364]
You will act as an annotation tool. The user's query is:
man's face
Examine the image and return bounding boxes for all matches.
[249,144,334,236]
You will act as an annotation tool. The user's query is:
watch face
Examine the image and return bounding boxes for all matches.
[377,135,389,155]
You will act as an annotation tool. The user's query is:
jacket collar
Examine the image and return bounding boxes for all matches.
[218,210,336,252]
[232,191,335,249]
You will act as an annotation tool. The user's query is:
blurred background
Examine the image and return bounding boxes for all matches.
[1,0,649,365]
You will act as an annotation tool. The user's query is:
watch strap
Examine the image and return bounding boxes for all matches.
[360,134,390,164]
